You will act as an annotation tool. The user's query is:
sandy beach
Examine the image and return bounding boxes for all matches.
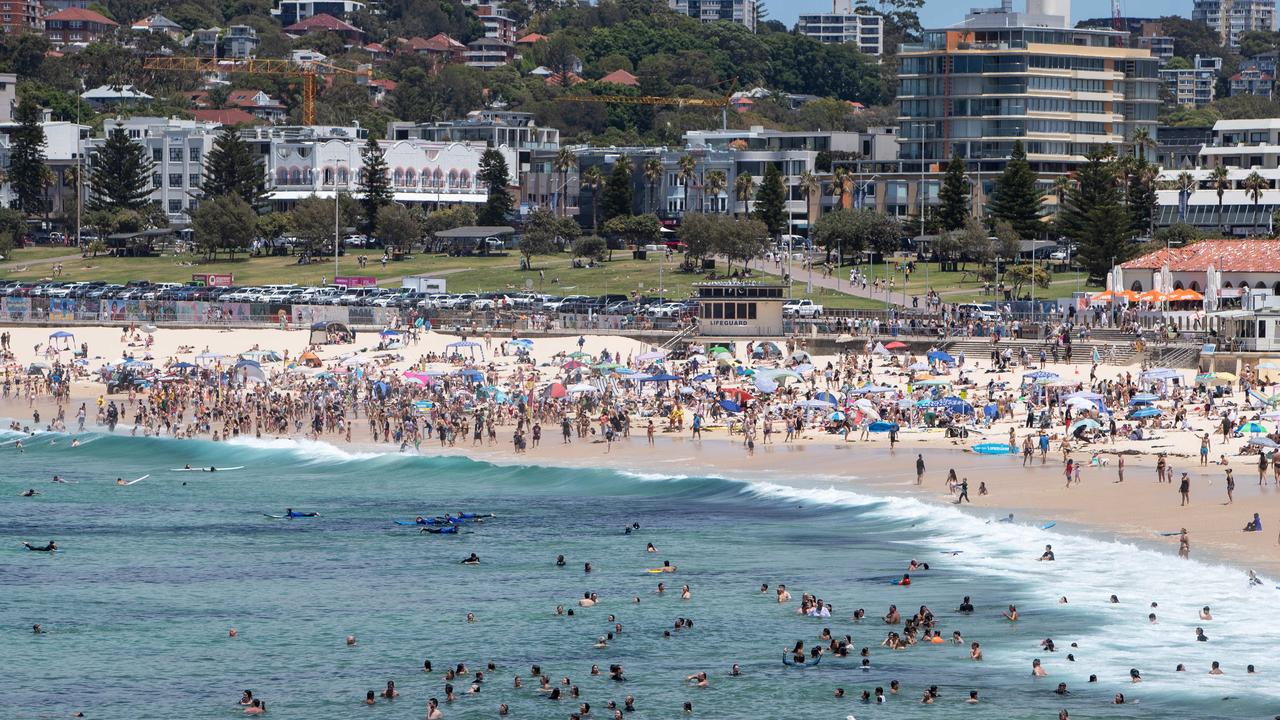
[3,322,1279,577]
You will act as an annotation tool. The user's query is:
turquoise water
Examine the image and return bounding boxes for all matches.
[4,431,1278,719]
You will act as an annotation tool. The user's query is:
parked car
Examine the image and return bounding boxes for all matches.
[782,299,824,317]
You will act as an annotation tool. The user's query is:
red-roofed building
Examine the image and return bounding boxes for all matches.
[367,78,396,105]
[44,8,118,46]
[284,13,363,42]
[363,42,388,62]
[598,69,639,87]
[227,89,286,123]
[399,33,465,64]
[544,71,585,87]
[516,33,547,45]
[1,0,42,35]
[1119,239,1280,296]
[192,108,263,126]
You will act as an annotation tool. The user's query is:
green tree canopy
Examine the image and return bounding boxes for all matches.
[602,160,634,221]
[753,163,787,239]
[203,127,267,208]
[1059,151,1133,281]
[937,154,969,232]
[9,94,49,217]
[88,128,154,213]
[375,203,422,252]
[190,194,256,260]
[358,138,393,234]
[478,149,513,226]
[987,140,1044,239]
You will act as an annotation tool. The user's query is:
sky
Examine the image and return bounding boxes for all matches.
[768,0,1192,30]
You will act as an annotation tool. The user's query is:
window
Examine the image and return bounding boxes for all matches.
[168,199,182,213]
[152,148,163,162]
[189,173,200,188]
[169,173,183,186]
[169,147,183,162]
[190,147,201,162]
[152,173,161,188]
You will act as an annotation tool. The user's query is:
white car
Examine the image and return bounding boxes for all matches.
[647,302,685,318]
[783,299,824,317]
[957,303,1001,322]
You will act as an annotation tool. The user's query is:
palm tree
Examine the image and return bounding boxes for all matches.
[1173,170,1197,224]
[615,154,633,178]
[1052,175,1072,220]
[798,169,821,246]
[677,154,698,217]
[1244,170,1268,236]
[703,170,727,214]
[1131,127,1156,163]
[581,165,605,236]
[1210,165,1231,233]
[643,158,663,215]
[553,148,575,218]
[734,171,754,218]
[828,167,848,210]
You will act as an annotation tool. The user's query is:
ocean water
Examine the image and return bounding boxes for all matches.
[3,430,1278,720]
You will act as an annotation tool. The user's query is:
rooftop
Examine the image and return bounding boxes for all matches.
[599,69,640,87]
[284,13,362,34]
[46,7,118,24]
[1121,239,1280,273]
[191,108,262,126]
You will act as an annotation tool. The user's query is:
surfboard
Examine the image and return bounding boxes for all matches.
[121,474,149,486]
[1041,521,1057,530]
[171,466,244,472]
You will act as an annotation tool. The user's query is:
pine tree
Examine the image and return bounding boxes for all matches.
[754,163,787,239]
[478,148,513,226]
[357,137,392,234]
[10,95,48,217]
[602,160,633,221]
[202,127,267,208]
[987,140,1044,239]
[937,154,969,232]
[88,128,154,212]
[1127,160,1158,237]
[1059,151,1132,282]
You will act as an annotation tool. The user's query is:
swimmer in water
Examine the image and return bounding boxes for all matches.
[646,543,657,553]
[461,553,480,565]
[556,555,566,566]
[19,488,37,496]
[22,540,57,552]
[1003,605,1019,621]
[115,477,126,485]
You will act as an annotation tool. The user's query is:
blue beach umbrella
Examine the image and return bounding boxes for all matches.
[927,350,956,364]
[718,399,742,414]
[1130,407,1161,419]
[1237,421,1268,435]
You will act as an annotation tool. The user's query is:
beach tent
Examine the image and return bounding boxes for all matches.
[1140,368,1179,381]
[455,369,484,384]
[310,322,354,345]
[195,352,225,366]
[640,373,680,383]
[567,382,598,394]
[1129,407,1161,419]
[1069,419,1101,436]
[813,391,839,405]
[241,350,283,363]
[544,382,567,399]
[637,350,666,361]
[446,340,485,360]
[49,330,75,349]
[753,341,783,359]
[299,351,322,368]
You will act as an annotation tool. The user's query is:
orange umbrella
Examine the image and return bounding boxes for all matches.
[1169,288,1204,301]
[1114,289,1140,302]
[1137,289,1166,303]
[1090,290,1115,302]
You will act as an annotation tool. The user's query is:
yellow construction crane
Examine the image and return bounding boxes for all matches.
[560,80,737,129]
[143,56,370,125]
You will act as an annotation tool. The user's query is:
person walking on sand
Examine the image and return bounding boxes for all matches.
[1200,433,1211,466]
[1226,468,1235,504]
[915,454,925,485]
[956,478,970,504]
[1179,472,1191,506]
[1115,455,1124,483]
[1259,452,1269,486]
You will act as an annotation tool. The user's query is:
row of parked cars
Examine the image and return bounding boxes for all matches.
[0,280,701,317]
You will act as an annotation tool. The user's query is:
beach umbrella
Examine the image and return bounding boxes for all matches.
[795,363,815,374]
[884,341,908,350]
[835,334,856,344]
[567,382,598,394]
[692,373,713,382]
[1066,397,1101,412]
[907,361,929,371]
[1237,421,1269,435]
[854,398,876,411]
[49,330,75,339]
[791,350,811,362]
[509,338,533,347]
[1128,397,1155,406]
[1248,437,1280,449]
[455,369,484,384]
[644,373,680,382]
[1130,407,1161,419]
[569,351,591,359]
[342,355,368,366]
[983,403,999,419]
[926,350,956,364]
[1132,393,1159,403]
[1068,419,1101,436]
[718,399,742,414]
[829,410,847,421]
[562,360,586,370]
[754,376,779,394]
[380,329,400,337]
[545,382,567,399]
[171,362,196,370]
[708,346,731,355]
[813,391,839,405]
[1141,368,1179,381]
[637,350,666,361]
[593,361,622,371]
[1025,370,1060,380]
[724,387,754,402]
[915,379,951,387]
[794,399,835,410]
[1136,289,1166,303]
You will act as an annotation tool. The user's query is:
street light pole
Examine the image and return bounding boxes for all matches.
[334,178,340,282]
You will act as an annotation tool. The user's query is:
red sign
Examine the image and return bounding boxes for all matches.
[192,273,234,287]
[335,276,377,288]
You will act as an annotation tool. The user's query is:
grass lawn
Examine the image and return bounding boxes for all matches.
[0,250,888,309]
[863,259,1098,303]
[3,246,83,265]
